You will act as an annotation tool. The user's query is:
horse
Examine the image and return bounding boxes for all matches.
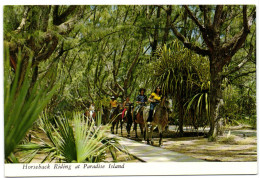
[144,97,172,146]
[84,104,96,122]
[133,105,146,139]
[110,105,121,134]
[120,103,134,137]
[101,105,110,125]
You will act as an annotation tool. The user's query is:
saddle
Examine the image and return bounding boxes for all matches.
[136,103,146,112]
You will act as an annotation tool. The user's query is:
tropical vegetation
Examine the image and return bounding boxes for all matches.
[4,5,256,162]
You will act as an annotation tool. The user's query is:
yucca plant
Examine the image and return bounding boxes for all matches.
[4,47,57,161]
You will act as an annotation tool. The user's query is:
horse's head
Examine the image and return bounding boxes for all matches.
[160,96,173,112]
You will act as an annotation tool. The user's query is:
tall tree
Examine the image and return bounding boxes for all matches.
[4,5,91,90]
[170,5,256,139]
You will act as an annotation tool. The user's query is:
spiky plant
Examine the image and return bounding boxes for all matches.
[152,41,210,134]
[14,112,129,163]
[4,47,57,161]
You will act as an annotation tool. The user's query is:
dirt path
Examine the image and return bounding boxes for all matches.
[118,124,257,162]
[162,136,257,162]
[19,124,256,163]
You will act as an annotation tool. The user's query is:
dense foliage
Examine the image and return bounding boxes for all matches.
[4,5,256,162]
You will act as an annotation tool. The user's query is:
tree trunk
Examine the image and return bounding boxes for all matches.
[177,94,184,135]
[151,6,161,56]
[162,6,172,45]
[208,55,223,140]
[178,105,184,136]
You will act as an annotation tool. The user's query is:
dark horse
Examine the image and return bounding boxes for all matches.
[144,97,172,146]
[110,105,121,134]
[133,105,145,138]
[120,103,133,137]
[101,105,110,125]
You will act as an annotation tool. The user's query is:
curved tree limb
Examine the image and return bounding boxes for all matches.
[53,5,77,25]
[229,70,256,82]
[222,31,255,78]
[170,23,210,56]
[222,6,255,57]
[183,5,205,31]
[183,5,213,51]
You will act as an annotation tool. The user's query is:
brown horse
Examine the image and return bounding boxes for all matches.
[84,105,96,122]
[133,105,146,138]
[120,103,133,137]
[144,97,172,146]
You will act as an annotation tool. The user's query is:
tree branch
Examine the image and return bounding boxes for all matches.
[162,5,172,45]
[56,7,90,35]
[229,70,256,82]
[34,32,59,63]
[183,5,205,31]
[222,34,254,78]
[107,85,118,97]
[170,23,210,56]
[222,6,255,57]
[53,5,77,25]
[212,5,223,31]
[115,39,128,76]
[15,6,30,33]
[199,5,210,28]
[115,82,125,93]
[183,5,213,51]
[123,38,143,90]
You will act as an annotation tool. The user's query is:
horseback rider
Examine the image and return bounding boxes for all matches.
[122,96,132,120]
[133,88,148,121]
[147,86,162,124]
[109,96,118,119]
[89,102,95,119]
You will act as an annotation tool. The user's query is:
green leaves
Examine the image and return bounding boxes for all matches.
[36,111,125,163]
[151,41,210,128]
[4,48,58,159]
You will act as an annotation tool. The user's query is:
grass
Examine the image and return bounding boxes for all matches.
[218,135,238,145]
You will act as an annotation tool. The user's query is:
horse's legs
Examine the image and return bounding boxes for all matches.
[150,126,154,145]
[111,122,115,134]
[159,132,163,146]
[143,125,146,141]
[134,122,138,138]
[116,120,119,134]
[120,120,123,135]
[146,124,152,144]
[139,124,143,136]
[126,121,131,137]
[146,129,150,144]
[158,125,164,146]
